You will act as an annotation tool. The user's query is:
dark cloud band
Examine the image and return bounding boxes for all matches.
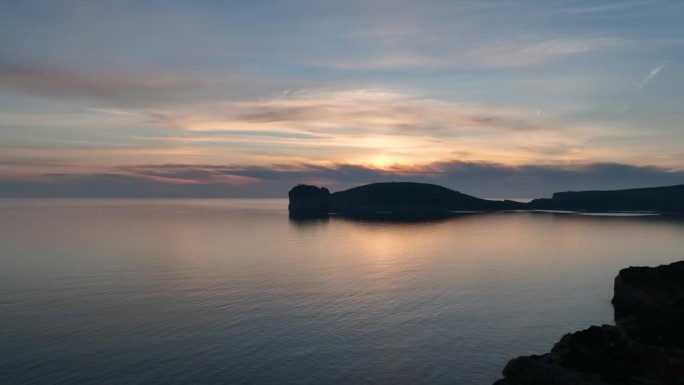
[1,161,682,198]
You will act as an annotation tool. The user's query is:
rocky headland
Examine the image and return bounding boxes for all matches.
[289,182,525,219]
[288,182,684,218]
[494,260,684,385]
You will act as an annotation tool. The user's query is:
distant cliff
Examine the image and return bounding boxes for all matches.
[288,182,684,218]
[528,184,684,214]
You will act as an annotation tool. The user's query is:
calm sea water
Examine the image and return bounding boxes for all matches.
[1,199,683,385]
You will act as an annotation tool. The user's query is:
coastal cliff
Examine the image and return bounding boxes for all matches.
[494,261,684,385]
[289,182,684,218]
[528,184,684,213]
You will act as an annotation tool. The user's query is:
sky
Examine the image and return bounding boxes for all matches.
[1,0,683,198]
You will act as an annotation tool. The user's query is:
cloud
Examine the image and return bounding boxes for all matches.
[559,1,659,15]
[1,1,682,186]
[464,37,629,67]
[307,37,630,70]
[0,60,235,108]
[2,161,682,198]
[146,89,545,136]
[0,83,662,173]
[638,63,667,89]
[114,88,581,167]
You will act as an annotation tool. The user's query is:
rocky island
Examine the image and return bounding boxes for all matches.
[288,182,684,218]
[494,260,684,385]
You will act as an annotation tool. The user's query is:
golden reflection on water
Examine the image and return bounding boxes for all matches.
[289,212,684,283]
[339,220,453,265]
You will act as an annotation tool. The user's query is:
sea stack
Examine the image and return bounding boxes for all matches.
[288,184,331,218]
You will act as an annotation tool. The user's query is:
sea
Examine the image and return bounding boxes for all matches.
[1,199,683,385]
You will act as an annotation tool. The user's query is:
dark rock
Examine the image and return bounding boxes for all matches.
[288,182,524,219]
[502,354,603,385]
[613,261,684,312]
[288,182,684,219]
[613,261,684,348]
[551,325,651,384]
[494,260,684,385]
[288,184,330,218]
[528,184,684,214]
[615,307,684,349]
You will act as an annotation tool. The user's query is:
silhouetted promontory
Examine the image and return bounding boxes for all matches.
[289,182,525,218]
[288,182,684,218]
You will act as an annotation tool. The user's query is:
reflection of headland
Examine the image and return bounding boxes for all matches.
[328,211,481,225]
[291,209,684,231]
[288,216,330,230]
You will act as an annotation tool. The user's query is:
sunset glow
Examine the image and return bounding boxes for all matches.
[1,1,683,197]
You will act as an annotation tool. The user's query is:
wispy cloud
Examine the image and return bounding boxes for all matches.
[560,1,660,15]
[0,60,240,108]
[638,63,667,89]
[125,88,586,166]
[308,37,630,70]
[464,37,629,67]
[3,84,638,170]
[145,89,544,135]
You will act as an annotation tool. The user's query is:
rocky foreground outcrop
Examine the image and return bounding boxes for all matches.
[494,261,684,385]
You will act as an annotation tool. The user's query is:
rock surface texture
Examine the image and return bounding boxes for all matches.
[495,260,684,385]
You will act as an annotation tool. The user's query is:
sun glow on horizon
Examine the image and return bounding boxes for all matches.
[367,155,398,170]
[1,1,683,196]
